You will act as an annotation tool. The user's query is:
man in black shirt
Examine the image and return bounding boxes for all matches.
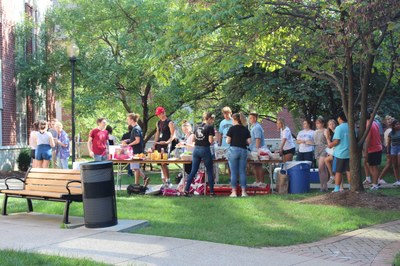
[153,106,176,186]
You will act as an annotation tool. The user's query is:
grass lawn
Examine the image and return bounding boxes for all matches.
[3,156,399,248]
[0,249,108,266]
[3,188,399,247]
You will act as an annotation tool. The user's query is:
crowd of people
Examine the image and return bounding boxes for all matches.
[291,110,400,192]
[28,106,400,196]
[171,106,400,195]
[29,118,70,169]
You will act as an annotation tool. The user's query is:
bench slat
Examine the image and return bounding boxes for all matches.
[29,168,80,174]
[24,185,82,194]
[0,189,78,198]
[25,179,81,187]
[27,173,81,180]
[25,184,81,194]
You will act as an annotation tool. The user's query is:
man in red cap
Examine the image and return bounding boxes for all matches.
[153,106,176,186]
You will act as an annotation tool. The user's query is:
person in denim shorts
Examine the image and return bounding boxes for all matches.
[34,120,56,168]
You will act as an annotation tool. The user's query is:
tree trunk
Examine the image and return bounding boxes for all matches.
[349,130,364,192]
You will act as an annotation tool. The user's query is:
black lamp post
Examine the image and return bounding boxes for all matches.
[67,42,79,164]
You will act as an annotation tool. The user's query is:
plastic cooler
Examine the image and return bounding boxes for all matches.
[310,168,319,183]
[286,161,311,194]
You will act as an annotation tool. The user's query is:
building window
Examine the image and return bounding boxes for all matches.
[16,87,27,145]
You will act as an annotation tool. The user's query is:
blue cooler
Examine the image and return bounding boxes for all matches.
[310,168,319,183]
[286,161,311,193]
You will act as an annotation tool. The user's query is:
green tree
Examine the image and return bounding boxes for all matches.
[51,0,212,142]
[163,0,400,191]
[15,19,58,120]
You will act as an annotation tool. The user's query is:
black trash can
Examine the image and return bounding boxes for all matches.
[80,161,117,228]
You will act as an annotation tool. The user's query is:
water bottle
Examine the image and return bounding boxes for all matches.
[160,148,164,160]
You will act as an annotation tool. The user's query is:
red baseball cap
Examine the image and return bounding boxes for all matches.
[155,106,165,115]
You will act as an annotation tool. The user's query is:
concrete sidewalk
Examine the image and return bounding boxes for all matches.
[0,213,399,266]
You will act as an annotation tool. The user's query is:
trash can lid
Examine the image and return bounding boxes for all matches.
[80,161,113,170]
[285,161,312,170]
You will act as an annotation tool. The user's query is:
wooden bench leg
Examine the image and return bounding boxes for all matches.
[27,199,33,212]
[2,194,8,215]
[63,200,71,224]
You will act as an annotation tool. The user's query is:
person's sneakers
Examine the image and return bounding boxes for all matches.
[370,184,379,191]
[393,181,400,186]
[209,192,216,198]
[328,176,335,184]
[378,179,387,185]
[229,193,237,198]
[182,191,191,197]
[241,191,248,197]
[363,179,371,185]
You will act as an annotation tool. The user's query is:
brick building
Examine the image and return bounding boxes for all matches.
[0,0,53,170]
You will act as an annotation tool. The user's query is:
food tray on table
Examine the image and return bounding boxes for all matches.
[180,154,192,161]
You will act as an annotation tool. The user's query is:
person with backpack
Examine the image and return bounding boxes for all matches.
[183,112,216,197]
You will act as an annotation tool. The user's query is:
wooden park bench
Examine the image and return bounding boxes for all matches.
[0,168,82,224]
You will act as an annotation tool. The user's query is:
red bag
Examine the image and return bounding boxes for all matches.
[162,188,179,196]
[194,171,205,184]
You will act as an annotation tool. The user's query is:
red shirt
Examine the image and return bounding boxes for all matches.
[367,121,382,153]
[90,128,109,156]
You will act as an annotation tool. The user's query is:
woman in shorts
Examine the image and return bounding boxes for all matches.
[277,118,295,162]
[314,117,329,191]
[34,120,55,168]
[324,119,337,183]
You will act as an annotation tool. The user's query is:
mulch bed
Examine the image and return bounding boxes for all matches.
[299,190,400,211]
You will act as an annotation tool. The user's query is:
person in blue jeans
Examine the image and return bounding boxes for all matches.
[226,113,251,197]
[184,112,216,197]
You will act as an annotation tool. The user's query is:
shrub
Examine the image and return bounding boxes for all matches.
[17,148,31,171]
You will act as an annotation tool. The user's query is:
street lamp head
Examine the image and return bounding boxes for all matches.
[67,41,80,59]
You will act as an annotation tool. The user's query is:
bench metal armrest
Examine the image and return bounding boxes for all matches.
[66,180,82,195]
[4,177,25,189]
